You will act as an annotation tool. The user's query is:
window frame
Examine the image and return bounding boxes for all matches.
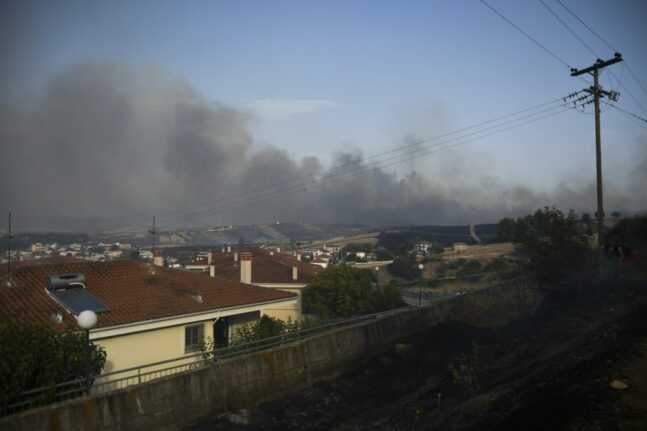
[184,323,204,353]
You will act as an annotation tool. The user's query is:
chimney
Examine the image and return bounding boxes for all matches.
[227,245,231,253]
[269,251,274,256]
[234,252,238,262]
[207,250,213,265]
[209,264,215,278]
[277,247,281,253]
[240,252,252,284]
[221,246,225,253]
[292,266,298,281]
[296,253,302,261]
[153,250,164,267]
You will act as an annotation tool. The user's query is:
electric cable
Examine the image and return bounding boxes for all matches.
[479,0,591,85]
[604,102,647,130]
[95,93,582,233]
[553,0,647,112]
[152,97,594,229]
[152,102,584,228]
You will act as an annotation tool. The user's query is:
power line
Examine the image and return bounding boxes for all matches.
[621,64,647,103]
[604,102,647,130]
[554,0,613,51]
[480,0,570,68]
[147,98,565,221]
[154,97,593,229]
[539,0,598,58]
[153,100,582,228]
[479,0,591,85]
[553,0,647,111]
[546,0,646,115]
[159,102,588,228]
[96,93,581,233]
[538,0,631,110]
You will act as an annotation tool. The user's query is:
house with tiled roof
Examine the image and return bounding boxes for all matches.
[323,244,342,254]
[0,259,298,376]
[204,249,323,298]
[311,257,329,269]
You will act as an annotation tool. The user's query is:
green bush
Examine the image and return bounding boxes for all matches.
[0,322,106,410]
[497,207,593,283]
[449,342,481,394]
[303,265,404,318]
[456,260,482,278]
[195,315,315,364]
[483,257,507,273]
[375,247,394,261]
[388,253,419,280]
[229,315,286,345]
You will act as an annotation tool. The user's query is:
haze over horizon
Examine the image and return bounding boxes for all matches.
[1,1,646,232]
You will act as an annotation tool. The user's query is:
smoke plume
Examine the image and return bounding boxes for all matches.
[0,61,643,231]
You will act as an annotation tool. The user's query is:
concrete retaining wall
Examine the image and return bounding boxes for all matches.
[2,281,540,431]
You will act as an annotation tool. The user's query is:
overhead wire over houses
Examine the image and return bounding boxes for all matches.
[150,94,595,229]
[542,0,647,114]
[554,0,647,104]
[93,92,593,232]
[479,0,571,68]
[604,102,647,130]
[97,0,647,234]
[478,0,591,85]
[95,93,581,234]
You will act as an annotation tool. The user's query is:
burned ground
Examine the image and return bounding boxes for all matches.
[187,281,647,430]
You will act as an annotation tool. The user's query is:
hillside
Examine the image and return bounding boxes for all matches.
[188,281,647,430]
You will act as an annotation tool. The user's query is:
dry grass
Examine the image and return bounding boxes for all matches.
[441,242,514,261]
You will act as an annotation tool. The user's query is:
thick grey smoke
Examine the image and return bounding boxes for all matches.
[0,61,643,230]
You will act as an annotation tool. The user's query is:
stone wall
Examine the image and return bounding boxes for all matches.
[2,281,541,431]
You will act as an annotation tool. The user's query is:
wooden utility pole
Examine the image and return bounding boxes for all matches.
[570,53,622,249]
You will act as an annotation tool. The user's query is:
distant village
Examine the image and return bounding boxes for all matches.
[0,238,392,269]
[2,240,138,263]
[0,235,476,270]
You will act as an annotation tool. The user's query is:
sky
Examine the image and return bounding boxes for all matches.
[1,0,646,231]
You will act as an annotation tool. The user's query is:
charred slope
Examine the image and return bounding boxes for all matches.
[187,283,647,430]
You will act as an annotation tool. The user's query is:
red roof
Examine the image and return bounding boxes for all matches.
[0,259,296,330]
[0,256,86,273]
[211,251,322,284]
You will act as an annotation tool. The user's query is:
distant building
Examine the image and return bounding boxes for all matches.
[415,241,432,253]
[323,244,341,254]
[311,257,329,269]
[139,250,153,260]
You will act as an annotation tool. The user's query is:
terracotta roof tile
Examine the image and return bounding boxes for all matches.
[211,251,322,284]
[0,259,295,330]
